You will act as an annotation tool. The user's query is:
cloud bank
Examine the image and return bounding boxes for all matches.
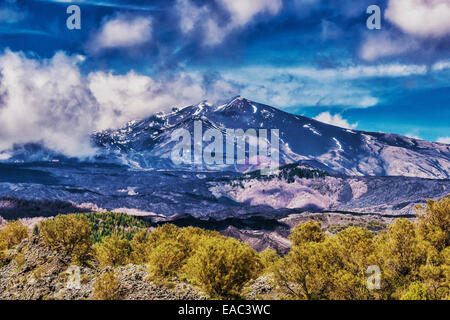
[220,63,430,109]
[0,50,238,157]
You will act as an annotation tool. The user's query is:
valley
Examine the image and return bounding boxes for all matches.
[0,161,447,253]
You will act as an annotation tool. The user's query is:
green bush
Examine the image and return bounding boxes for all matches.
[274,238,341,300]
[0,241,7,266]
[39,214,93,264]
[130,230,152,264]
[401,282,430,300]
[147,241,189,279]
[289,219,325,246]
[185,236,260,298]
[417,197,450,251]
[0,220,29,248]
[258,248,280,272]
[94,272,121,300]
[94,234,132,267]
[273,196,450,300]
[130,225,223,271]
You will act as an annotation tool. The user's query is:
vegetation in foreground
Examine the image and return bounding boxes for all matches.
[0,196,448,300]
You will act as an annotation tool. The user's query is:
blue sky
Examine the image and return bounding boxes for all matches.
[0,0,449,148]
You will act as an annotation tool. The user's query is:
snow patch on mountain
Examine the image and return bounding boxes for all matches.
[303,124,322,136]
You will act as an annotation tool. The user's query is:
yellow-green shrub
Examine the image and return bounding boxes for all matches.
[185,236,260,298]
[335,226,375,273]
[416,246,450,300]
[94,272,121,300]
[274,238,341,300]
[14,252,26,269]
[147,224,183,246]
[180,227,222,251]
[273,199,450,301]
[401,282,430,300]
[375,219,427,298]
[331,227,376,300]
[39,214,92,263]
[417,196,450,251]
[130,230,152,264]
[130,225,221,267]
[289,219,325,246]
[258,248,280,272]
[33,266,45,280]
[0,240,7,265]
[0,220,29,248]
[147,240,189,278]
[94,234,132,267]
[275,222,376,300]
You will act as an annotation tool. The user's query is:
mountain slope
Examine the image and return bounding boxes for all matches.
[210,163,449,216]
[93,97,450,179]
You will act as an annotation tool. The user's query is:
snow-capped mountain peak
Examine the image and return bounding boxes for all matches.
[2,97,450,179]
[89,97,450,179]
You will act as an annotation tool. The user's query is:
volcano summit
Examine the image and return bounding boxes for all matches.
[89,97,450,179]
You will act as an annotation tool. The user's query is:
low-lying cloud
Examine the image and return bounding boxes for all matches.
[0,50,239,158]
[314,112,358,129]
[437,137,450,144]
[0,50,98,157]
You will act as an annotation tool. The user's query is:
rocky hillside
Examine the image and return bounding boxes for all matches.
[0,236,204,300]
[210,164,450,216]
[1,195,448,301]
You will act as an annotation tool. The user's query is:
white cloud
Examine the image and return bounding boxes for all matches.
[203,18,227,46]
[90,16,152,53]
[359,32,419,61]
[176,0,282,46]
[220,62,432,109]
[88,70,238,130]
[235,80,379,109]
[0,50,97,157]
[240,64,427,81]
[0,50,239,158]
[178,0,208,34]
[432,60,450,71]
[218,0,282,26]
[437,137,450,144]
[386,0,450,37]
[404,133,421,140]
[314,112,358,129]
[336,64,427,78]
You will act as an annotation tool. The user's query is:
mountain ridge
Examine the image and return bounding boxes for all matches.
[1,96,449,179]
[93,96,450,179]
